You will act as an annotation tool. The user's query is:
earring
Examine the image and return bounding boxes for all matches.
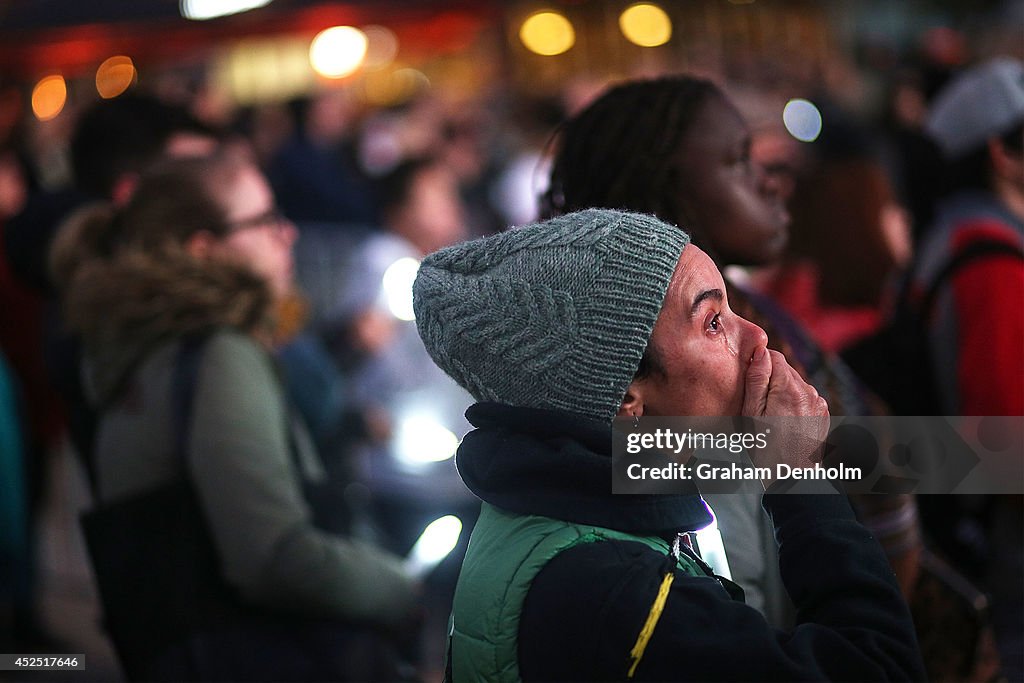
[633,414,640,430]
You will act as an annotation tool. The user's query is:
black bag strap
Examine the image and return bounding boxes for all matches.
[173,334,306,482]
[918,239,1024,322]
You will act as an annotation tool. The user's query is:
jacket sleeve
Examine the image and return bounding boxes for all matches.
[186,332,418,627]
[519,493,925,682]
[949,255,1024,415]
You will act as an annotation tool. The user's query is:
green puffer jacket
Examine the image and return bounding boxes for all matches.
[449,503,708,683]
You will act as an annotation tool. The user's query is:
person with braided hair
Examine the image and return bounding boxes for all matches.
[413,208,924,682]
[541,76,903,629]
[543,76,869,415]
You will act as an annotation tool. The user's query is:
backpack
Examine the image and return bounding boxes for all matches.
[842,239,1024,415]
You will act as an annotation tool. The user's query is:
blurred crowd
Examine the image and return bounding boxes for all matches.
[0,2,1021,681]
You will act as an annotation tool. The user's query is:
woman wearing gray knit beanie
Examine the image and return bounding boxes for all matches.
[413,207,923,683]
[541,75,911,634]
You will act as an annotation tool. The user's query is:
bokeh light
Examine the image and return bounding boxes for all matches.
[361,68,429,107]
[95,56,137,99]
[619,3,672,47]
[394,414,459,464]
[31,75,67,121]
[309,26,368,79]
[519,11,575,56]
[783,99,823,142]
[406,515,463,578]
[217,37,313,105]
[180,0,271,21]
[382,256,420,321]
[363,25,399,70]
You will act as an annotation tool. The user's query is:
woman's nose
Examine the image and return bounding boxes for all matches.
[755,160,793,202]
[742,316,769,357]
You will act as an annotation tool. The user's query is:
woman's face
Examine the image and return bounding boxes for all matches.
[670,95,790,267]
[214,164,297,297]
[620,245,769,417]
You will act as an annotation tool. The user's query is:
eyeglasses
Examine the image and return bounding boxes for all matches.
[226,207,291,234]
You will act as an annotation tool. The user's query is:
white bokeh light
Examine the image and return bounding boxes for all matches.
[382,256,419,321]
[309,26,368,78]
[405,515,463,578]
[394,414,459,465]
[783,98,823,142]
[180,0,271,20]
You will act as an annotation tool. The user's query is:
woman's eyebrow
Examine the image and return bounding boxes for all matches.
[689,288,723,320]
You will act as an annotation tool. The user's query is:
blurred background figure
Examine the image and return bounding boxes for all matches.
[50,152,420,681]
[0,351,30,653]
[753,106,913,353]
[915,57,1023,682]
[488,96,564,229]
[7,93,217,294]
[0,146,41,652]
[4,94,220,484]
[281,151,477,674]
[917,57,1023,417]
[298,155,474,518]
[267,88,378,226]
[878,67,946,245]
[320,155,478,665]
[0,141,67,655]
[342,155,472,481]
[0,102,222,661]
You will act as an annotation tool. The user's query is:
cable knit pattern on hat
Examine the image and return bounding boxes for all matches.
[413,208,689,422]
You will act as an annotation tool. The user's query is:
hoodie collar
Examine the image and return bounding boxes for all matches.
[457,402,711,535]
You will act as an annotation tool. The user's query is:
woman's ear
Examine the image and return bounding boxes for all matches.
[617,380,645,418]
[185,230,216,259]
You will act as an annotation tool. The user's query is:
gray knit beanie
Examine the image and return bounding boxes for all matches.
[413,208,689,423]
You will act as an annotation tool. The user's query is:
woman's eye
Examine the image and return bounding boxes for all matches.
[707,313,722,334]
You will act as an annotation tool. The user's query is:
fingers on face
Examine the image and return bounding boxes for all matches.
[816,395,829,417]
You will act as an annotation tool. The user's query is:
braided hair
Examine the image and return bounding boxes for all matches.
[542,75,721,251]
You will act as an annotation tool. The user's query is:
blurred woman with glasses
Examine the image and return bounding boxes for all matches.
[50,150,419,682]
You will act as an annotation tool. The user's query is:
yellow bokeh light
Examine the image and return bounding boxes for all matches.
[619,3,672,47]
[309,26,368,79]
[361,67,429,106]
[96,56,137,99]
[219,38,314,105]
[31,75,67,121]
[519,11,575,56]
